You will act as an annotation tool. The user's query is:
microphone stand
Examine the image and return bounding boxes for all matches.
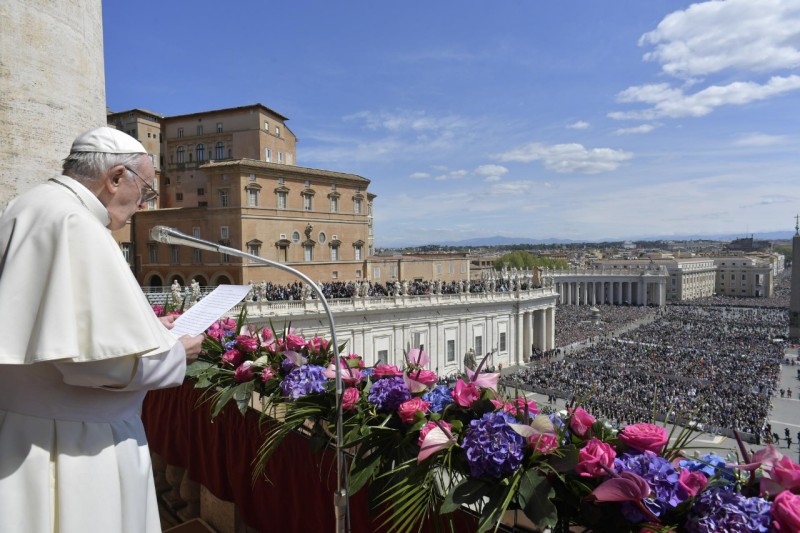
[150,225,350,533]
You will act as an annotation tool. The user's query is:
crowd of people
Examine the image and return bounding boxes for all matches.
[553,304,659,348]
[245,277,538,301]
[503,304,786,436]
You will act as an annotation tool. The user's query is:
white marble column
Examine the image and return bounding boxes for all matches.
[545,306,555,351]
[523,311,533,361]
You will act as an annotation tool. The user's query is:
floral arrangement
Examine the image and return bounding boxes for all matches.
[187,314,800,533]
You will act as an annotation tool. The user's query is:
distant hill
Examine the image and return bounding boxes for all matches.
[428,231,795,248]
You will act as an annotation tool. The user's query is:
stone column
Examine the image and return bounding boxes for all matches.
[522,311,532,362]
[625,282,631,305]
[545,306,555,351]
[1,0,107,208]
[791,233,800,338]
[535,309,547,351]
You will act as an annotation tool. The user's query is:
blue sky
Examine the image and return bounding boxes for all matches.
[103,0,800,247]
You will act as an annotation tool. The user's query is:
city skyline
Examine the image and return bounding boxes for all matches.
[103,0,800,247]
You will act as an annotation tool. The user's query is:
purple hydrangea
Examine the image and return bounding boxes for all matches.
[367,376,411,412]
[422,385,454,413]
[462,412,525,478]
[281,357,297,374]
[685,486,772,533]
[679,453,736,482]
[224,339,237,350]
[279,364,327,399]
[614,451,683,522]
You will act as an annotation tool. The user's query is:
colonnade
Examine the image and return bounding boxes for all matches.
[553,278,666,307]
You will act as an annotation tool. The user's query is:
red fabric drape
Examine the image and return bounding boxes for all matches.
[142,382,477,532]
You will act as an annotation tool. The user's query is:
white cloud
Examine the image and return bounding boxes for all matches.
[487,180,535,196]
[409,172,430,179]
[567,120,590,130]
[733,133,790,147]
[640,0,800,78]
[474,164,509,181]
[343,110,467,133]
[484,176,501,183]
[492,142,633,174]
[610,1,800,121]
[615,124,659,135]
[610,75,800,120]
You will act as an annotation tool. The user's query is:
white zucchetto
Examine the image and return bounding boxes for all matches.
[71,126,147,154]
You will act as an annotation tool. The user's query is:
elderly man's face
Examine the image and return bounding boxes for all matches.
[104,154,156,231]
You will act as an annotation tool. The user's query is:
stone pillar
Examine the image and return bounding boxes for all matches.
[642,282,649,306]
[791,234,800,339]
[516,309,525,364]
[545,306,555,351]
[535,310,547,351]
[522,311,532,362]
[582,282,588,305]
[565,282,572,305]
[625,282,631,305]
[1,0,107,208]
[615,282,622,305]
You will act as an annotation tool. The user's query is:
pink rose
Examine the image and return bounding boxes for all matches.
[451,379,480,408]
[773,490,800,531]
[207,327,225,341]
[342,387,360,410]
[261,367,275,382]
[220,317,236,330]
[234,362,254,382]
[410,369,438,386]
[418,420,453,447]
[397,397,430,423]
[222,349,244,367]
[529,433,559,455]
[236,335,259,353]
[284,333,306,351]
[373,364,403,378]
[619,423,669,454]
[504,397,540,417]
[677,469,707,498]
[575,438,616,478]
[305,336,329,353]
[569,407,596,439]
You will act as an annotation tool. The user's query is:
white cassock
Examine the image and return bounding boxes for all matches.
[0,176,187,533]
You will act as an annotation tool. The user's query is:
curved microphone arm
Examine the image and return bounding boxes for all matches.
[150,225,350,533]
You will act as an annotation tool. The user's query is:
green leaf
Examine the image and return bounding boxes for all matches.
[518,470,557,528]
[211,385,237,418]
[441,477,492,514]
[186,360,215,377]
[234,381,255,415]
[547,445,579,473]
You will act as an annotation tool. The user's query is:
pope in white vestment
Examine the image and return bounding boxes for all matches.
[0,128,204,533]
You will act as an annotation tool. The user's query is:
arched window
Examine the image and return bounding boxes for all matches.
[177,146,185,164]
[215,142,224,160]
[196,144,205,162]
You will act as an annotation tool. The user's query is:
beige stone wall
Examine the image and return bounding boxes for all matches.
[0,0,106,207]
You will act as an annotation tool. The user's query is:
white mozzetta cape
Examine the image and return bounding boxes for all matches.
[0,176,187,532]
[0,176,176,364]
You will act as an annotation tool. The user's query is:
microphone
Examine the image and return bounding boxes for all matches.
[150,225,220,253]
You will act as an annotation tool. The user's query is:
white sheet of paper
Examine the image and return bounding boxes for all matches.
[171,285,251,337]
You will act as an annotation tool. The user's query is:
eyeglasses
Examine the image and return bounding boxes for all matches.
[125,166,159,203]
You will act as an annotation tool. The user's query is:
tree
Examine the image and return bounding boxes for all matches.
[493,251,567,270]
